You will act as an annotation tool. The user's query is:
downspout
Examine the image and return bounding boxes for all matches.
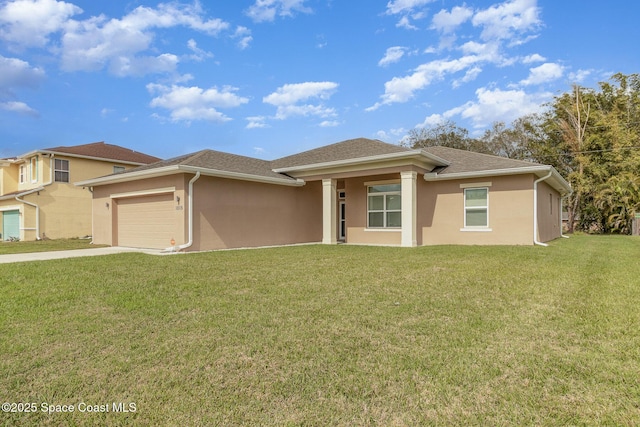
[15,189,41,240]
[166,171,200,252]
[533,170,553,246]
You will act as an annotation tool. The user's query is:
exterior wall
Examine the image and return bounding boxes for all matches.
[420,174,536,245]
[192,176,322,251]
[0,155,144,241]
[343,173,402,246]
[0,164,19,195]
[537,181,562,242]
[91,175,187,247]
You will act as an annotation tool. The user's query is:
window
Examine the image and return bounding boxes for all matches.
[367,183,401,228]
[113,166,126,174]
[19,165,25,184]
[54,159,69,183]
[464,187,488,228]
[31,157,38,182]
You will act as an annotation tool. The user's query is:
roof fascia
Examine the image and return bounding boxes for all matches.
[179,166,305,187]
[424,165,572,194]
[75,164,305,187]
[35,150,152,166]
[272,150,449,174]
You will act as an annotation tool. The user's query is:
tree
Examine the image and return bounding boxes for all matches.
[403,120,474,150]
[595,172,640,233]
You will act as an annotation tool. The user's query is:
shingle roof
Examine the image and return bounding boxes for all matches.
[122,149,298,182]
[422,146,541,175]
[271,138,411,169]
[43,142,160,164]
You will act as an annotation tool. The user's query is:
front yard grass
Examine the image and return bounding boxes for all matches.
[0,238,102,255]
[1,235,639,426]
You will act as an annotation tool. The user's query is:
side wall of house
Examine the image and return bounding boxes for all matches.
[419,174,536,245]
[536,180,562,242]
[192,176,322,251]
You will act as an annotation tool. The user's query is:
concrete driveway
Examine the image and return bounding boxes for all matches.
[0,246,166,264]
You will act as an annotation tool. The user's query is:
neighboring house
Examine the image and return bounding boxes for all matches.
[77,138,571,251]
[0,142,160,241]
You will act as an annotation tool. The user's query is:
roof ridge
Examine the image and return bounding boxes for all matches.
[424,145,541,166]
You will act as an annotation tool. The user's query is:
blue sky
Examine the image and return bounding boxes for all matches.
[1,0,639,160]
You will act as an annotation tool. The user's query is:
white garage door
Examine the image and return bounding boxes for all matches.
[116,193,175,249]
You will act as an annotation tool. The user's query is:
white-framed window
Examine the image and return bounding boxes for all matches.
[464,187,489,228]
[30,157,38,182]
[367,183,401,228]
[54,159,70,183]
[19,165,25,184]
[113,166,126,174]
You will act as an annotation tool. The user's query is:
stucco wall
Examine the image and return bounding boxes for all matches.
[192,176,322,251]
[536,180,562,242]
[91,175,187,247]
[343,173,402,246]
[420,174,536,245]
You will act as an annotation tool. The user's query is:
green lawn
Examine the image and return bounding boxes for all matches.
[1,235,639,426]
[0,238,102,255]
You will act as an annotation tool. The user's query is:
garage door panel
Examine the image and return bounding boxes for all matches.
[116,193,175,249]
[2,210,20,241]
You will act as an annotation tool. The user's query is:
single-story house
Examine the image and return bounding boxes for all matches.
[0,142,160,241]
[77,138,571,251]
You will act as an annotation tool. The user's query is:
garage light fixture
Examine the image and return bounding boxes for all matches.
[105,202,109,209]
[176,196,180,204]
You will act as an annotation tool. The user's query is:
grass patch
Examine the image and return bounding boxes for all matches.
[1,235,639,425]
[0,238,104,255]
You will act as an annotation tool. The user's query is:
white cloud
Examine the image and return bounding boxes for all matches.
[569,69,593,83]
[0,55,44,115]
[246,116,269,129]
[0,55,45,91]
[472,0,541,42]
[0,100,38,116]
[396,15,418,30]
[319,120,340,127]
[522,53,546,63]
[263,81,338,119]
[0,0,81,48]
[367,55,485,110]
[60,3,229,76]
[147,83,248,123]
[386,0,435,15]
[187,39,214,61]
[431,6,473,33]
[453,66,482,88]
[520,62,564,86]
[378,46,406,67]
[446,86,551,128]
[233,26,252,50]
[246,0,312,23]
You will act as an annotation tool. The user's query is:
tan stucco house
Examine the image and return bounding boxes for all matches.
[0,142,160,241]
[77,138,571,251]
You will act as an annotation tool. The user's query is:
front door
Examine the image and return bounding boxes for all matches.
[2,210,20,241]
[339,201,346,241]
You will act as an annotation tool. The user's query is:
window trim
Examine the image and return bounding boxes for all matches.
[54,159,70,183]
[366,181,402,229]
[461,187,491,231]
[19,165,25,184]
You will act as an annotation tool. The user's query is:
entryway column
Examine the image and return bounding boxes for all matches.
[322,178,337,244]
[401,171,417,247]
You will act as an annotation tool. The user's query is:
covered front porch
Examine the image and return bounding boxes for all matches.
[320,170,420,247]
